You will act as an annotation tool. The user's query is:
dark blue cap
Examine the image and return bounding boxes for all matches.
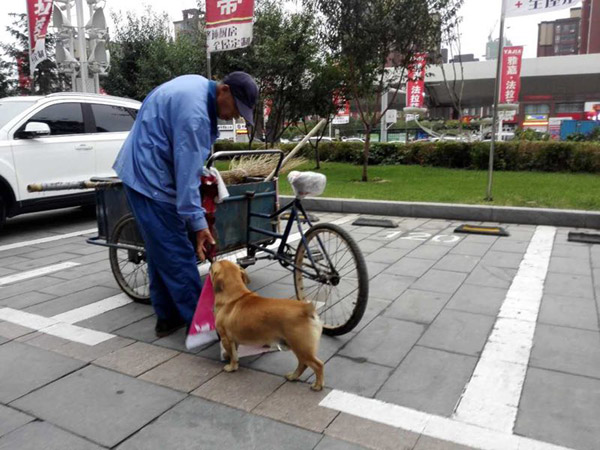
[223,71,258,127]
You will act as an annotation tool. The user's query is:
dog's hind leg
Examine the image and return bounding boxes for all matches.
[305,355,324,391]
[285,360,307,382]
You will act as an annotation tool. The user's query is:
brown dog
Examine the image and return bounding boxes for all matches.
[210,260,324,391]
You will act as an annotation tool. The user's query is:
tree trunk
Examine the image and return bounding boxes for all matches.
[362,128,371,182]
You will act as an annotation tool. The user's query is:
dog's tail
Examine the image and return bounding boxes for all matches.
[302,302,323,339]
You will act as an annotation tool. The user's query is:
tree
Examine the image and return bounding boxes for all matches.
[102,7,207,100]
[0,59,15,98]
[212,0,343,148]
[1,13,69,95]
[310,0,463,181]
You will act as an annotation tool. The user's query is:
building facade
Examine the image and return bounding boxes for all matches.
[173,9,204,39]
[580,0,600,54]
[537,8,581,57]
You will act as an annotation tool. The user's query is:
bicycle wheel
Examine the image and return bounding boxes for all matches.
[108,214,150,304]
[294,223,368,336]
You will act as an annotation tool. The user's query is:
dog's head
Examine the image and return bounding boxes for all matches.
[210,260,250,295]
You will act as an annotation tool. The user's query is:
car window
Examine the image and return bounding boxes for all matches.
[127,108,138,119]
[20,102,85,136]
[91,104,135,132]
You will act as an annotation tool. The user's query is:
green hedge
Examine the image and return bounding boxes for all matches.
[214,141,600,173]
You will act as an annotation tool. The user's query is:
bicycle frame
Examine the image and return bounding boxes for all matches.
[245,193,338,283]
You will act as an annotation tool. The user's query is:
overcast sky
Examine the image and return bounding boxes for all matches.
[0,0,576,61]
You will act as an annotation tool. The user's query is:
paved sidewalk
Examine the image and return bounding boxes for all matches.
[1,208,599,449]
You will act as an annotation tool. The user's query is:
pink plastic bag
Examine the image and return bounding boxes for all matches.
[185,275,219,350]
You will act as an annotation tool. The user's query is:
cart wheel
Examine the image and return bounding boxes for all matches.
[294,223,368,336]
[109,214,151,304]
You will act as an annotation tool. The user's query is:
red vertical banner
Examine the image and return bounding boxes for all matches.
[500,46,523,105]
[206,0,255,53]
[27,0,54,70]
[406,53,427,109]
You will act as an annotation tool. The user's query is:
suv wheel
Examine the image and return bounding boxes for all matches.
[0,196,6,232]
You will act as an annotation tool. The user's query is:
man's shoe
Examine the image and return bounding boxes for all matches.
[155,318,185,338]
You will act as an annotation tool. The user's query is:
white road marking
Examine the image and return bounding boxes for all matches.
[320,390,573,450]
[0,228,97,252]
[0,262,80,286]
[0,293,136,346]
[51,293,132,324]
[385,231,402,239]
[453,225,556,432]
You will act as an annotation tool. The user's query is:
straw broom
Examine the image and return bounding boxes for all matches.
[220,153,306,185]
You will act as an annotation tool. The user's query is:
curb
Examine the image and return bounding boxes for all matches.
[280,196,600,229]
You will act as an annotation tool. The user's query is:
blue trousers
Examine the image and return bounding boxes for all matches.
[124,186,201,324]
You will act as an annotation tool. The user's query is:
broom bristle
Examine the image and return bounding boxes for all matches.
[221,153,306,185]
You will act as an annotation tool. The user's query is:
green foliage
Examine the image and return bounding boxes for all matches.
[0,60,15,98]
[515,128,550,141]
[566,127,600,142]
[1,13,69,95]
[231,140,600,173]
[212,0,343,145]
[102,8,206,100]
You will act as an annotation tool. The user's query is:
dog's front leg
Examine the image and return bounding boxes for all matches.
[221,335,239,372]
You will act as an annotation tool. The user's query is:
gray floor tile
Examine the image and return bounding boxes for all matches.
[0,291,56,309]
[365,261,389,279]
[12,365,185,448]
[76,302,155,333]
[530,324,600,379]
[256,282,297,299]
[411,269,467,294]
[116,396,321,450]
[464,265,517,289]
[0,421,104,450]
[384,257,436,278]
[114,316,158,343]
[538,294,599,331]
[314,436,368,450]
[339,316,425,367]
[480,251,523,269]
[365,247,410,264]
[548,256,592,276]
[321,356,392,397]
[489,239,529,254]
[544,273,595,299]
[369,273,416,300]
[418,310,495,357]
[552,244,591,260]
[358,239,386,254]
[406,244,451,260]
[433,254,479,273]
[450,241,492,257]
[353,297,390,333]
[376,346,477,416]
[0,404,33,438]
[384,290,452,324]
[24,285,121,317]
[446,284,507,317]
[515,367,600,450]
[0,341,85,403]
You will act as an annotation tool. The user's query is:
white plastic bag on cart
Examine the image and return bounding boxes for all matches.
[287,171,326,198]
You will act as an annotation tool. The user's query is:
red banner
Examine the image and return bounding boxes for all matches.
[27,0,54,71]
[206,0,254,53]
[406,53,427,109]
[500,46,523,105]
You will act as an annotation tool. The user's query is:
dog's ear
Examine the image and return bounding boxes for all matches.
[210,262,223,293]
[241,268,250,285]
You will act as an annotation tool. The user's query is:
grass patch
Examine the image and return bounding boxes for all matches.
[275,162,600,211]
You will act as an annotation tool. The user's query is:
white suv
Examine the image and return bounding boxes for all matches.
[0,93,141,230]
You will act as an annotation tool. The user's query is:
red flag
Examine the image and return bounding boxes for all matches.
[500,46,523,105]
[27,0,54,70]
[406,53,427,109]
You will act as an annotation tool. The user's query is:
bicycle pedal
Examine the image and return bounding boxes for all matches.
[237,256,257,267]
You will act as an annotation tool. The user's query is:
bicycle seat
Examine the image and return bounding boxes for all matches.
[287,171,326,198]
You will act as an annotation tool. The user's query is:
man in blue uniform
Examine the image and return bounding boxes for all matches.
[113,72,258,337]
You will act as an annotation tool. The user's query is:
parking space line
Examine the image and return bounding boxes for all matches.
[0,262,80,286]
[0,228,97,253]
[453,226,556,433]
[320,390,572,450]
[51,293,132,324]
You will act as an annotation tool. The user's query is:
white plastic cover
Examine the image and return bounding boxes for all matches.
[287,171,327,198]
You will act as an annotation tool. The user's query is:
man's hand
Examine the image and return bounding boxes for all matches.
[196,228,216,262]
